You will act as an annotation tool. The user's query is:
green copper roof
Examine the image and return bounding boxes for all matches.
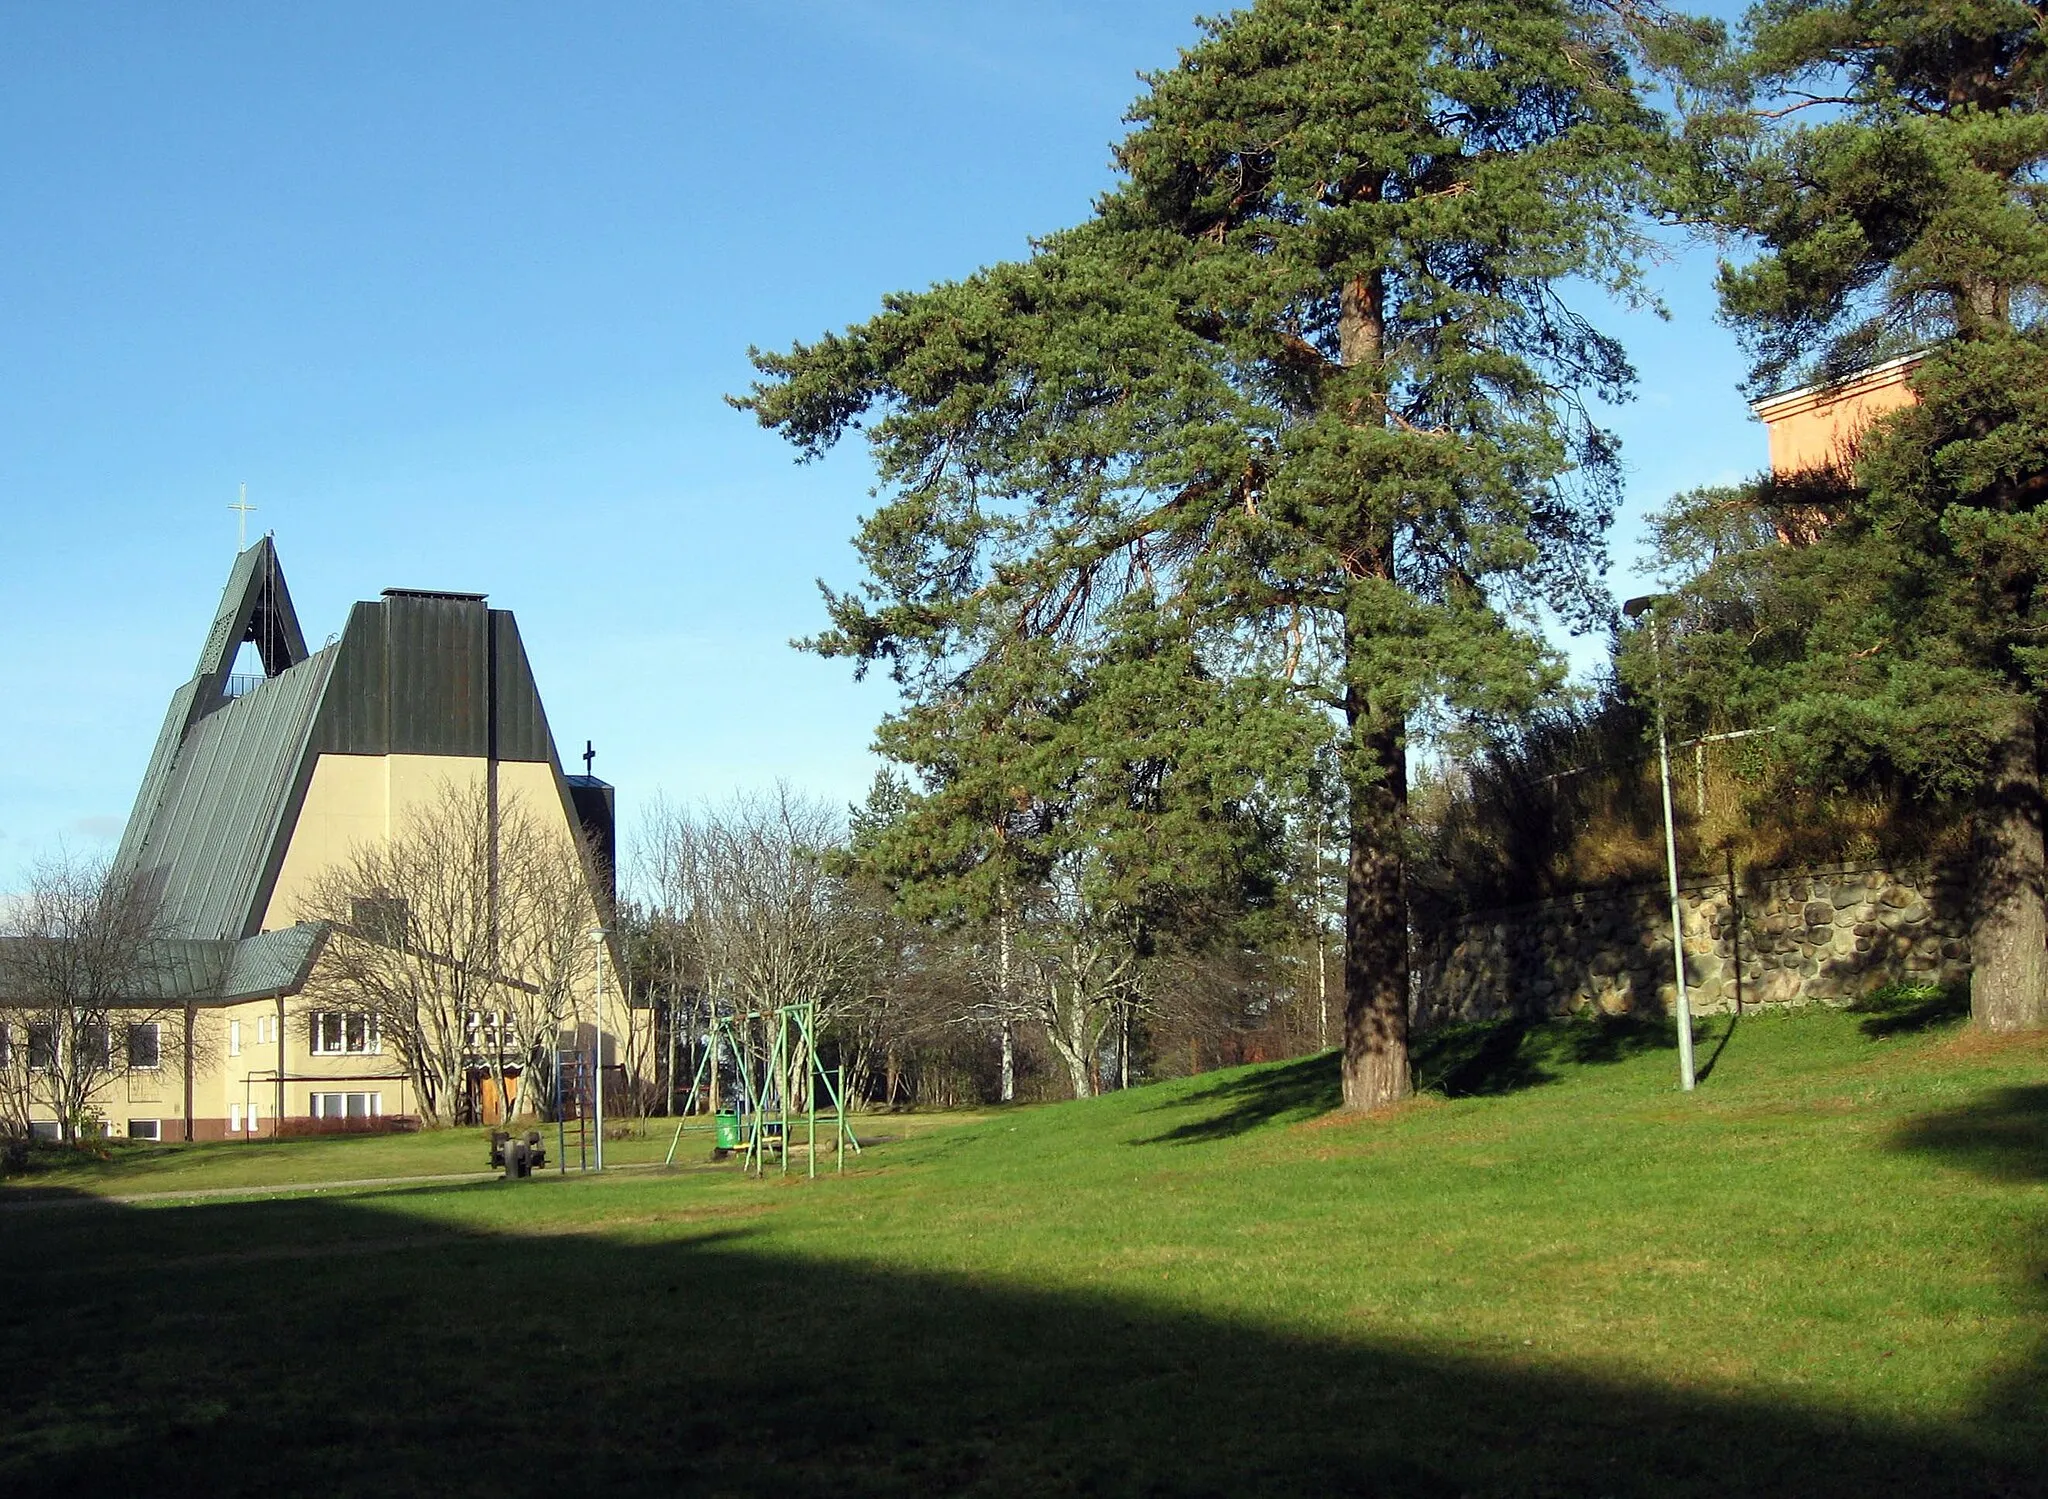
[113,540,577,942]
[0,924,327,1007]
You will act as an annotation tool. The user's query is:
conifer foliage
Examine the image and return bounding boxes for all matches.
[1667,0,2048,1029]
[741,0,1682,1108]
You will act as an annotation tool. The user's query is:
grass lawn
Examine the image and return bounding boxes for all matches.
[0,1110,985,1198]
[1,1000,2042,1496]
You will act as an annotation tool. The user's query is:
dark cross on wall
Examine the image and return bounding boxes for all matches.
[583,740,596,776]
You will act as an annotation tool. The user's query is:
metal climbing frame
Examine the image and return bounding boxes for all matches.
[554,1047,594,1173]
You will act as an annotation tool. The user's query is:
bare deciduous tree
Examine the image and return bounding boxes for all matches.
[0,853,179,1143]
[1014,865,1140,1101]
[642,785,868,1108]
[297,779,606,1127]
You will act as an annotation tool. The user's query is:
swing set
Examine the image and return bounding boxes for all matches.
[663,999,860,1178]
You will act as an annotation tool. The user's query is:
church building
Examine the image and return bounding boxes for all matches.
[15,539,633,1142]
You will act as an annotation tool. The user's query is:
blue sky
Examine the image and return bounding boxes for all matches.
[0,0,1756,885]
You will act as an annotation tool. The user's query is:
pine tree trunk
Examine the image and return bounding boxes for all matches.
[1343,714,1412,1109]
[1970,712,2048,1030]
[1336,255,1413,1111]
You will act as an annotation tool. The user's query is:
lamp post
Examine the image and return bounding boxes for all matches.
[590,927,608,1170]
[1623,594,1696,1093]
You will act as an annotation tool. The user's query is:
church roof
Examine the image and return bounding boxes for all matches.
[113,539,330,941]
[113,539,574,942]
[131,924,328,1005]
[0,923,327,1008]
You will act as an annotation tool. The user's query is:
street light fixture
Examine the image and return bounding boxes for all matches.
[1624,594,1697,1093]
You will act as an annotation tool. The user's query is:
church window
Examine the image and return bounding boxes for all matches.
[463,1010,506,1056]
[351,896,410,946]
[311,1011,380,1055]
[310,1092,381,1120]
[128,1023,162,1070]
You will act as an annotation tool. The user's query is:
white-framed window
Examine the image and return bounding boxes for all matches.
[0,1021,10,1069]
[463,1010,507,1055]
[127,1119,161,1141]
[28,1120,60,1142]
[309,1092,381,1120]
[127,1022,162,1070]
[311,1011,380,1055]
[258,1015,276,1046]
[228,1019,242,1058]
[26,1023,54,1072]
[229,1103,243,1133]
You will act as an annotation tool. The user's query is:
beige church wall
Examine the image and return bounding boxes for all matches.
[37,982,649,1140]
[177,992,412,1140]
[199,998,288,1141]
[382,752,489,828]
[1753,353,1921,479]
[261,753,480,930]
[39,1010,199,1142]
[264,753,613,1003]
[262,754,595,933]
[262,754,396,931]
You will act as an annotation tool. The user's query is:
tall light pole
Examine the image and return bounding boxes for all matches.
[590,927,608,1170]
[1624,595,1697,1092]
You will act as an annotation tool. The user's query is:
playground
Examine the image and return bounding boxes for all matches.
[2,1004,2043,1496]
[519,997,864,1180]
[660,997,860,1176]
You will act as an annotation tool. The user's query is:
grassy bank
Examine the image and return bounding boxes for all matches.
[1,1003,2041,1496]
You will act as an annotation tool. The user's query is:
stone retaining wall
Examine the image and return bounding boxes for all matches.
[1413,862,1969,1030]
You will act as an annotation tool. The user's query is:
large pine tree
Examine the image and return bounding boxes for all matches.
[741,0,1685,1108]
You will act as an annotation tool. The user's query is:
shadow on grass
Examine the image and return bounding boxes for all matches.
[1887,1084,2048,1434]
[0,1180,2031,1497]
[1137,1052,1343,1144]
[1890,1084,2048,1184]
[1848,982,1972,1039]
[1416,1012,1676,1099]
[1695,1006,1739,1085]
[1138,1013,1687,1145]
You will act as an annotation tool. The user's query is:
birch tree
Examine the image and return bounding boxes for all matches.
[642,786,868,1108]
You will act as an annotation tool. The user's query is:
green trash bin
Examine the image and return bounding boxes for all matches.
[713,1111,739,1150]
